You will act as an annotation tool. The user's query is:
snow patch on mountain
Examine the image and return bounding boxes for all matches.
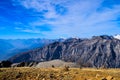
[114,34,120,40]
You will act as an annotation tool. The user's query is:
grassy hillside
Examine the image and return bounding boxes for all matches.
[0,67,120,80]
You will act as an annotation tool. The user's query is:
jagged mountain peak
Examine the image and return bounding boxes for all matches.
[92,35,114,40]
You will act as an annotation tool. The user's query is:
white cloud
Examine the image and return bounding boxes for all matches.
[12,0,120,38]
[21,29,41,33]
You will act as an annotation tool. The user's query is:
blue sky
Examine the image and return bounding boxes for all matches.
[0,0,120,39]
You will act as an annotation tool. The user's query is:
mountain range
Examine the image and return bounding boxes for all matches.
[0,38,64,60]
[8,35,120,68]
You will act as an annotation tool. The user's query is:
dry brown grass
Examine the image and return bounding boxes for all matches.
[0,67,120,80]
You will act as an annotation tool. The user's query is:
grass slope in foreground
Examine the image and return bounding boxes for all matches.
[0,67,120,80]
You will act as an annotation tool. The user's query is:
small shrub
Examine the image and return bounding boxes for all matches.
[101,77,107,80]
[100,65,107,69]
[51,65,55,68]
[16,72,22,79]
[49,73,54,78]
[63,66,69,71]
[106,76,114,80]
[79,65,82,69]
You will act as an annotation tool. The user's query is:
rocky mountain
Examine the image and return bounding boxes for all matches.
[0,38,64,60]
[8,35,120,68]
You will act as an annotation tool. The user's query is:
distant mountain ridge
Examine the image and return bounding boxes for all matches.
[0,38,64,60]
[9,35,120,68]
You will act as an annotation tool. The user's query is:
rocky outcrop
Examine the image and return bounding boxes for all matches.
[36,59,79,68]
[11,62,38,67]
[9,35,120,68]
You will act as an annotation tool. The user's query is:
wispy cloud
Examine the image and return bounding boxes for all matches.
[12,0,120,38]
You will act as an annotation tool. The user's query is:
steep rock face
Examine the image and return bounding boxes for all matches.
[9,36,120,68]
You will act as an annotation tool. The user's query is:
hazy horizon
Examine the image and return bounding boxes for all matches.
[0,34,117,39]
